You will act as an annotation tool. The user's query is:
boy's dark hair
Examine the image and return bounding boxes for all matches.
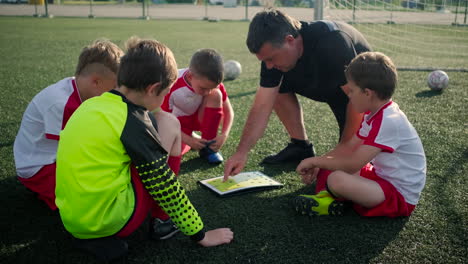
[118,37,178,95]
[75,39,124,76]
[189,49,224,84]
[345,51,397,100]
[246,8,302,54]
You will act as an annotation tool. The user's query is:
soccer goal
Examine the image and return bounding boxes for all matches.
[319,0,468,72]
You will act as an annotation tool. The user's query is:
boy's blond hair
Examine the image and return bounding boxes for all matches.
[75,39,124,77]
[118,36,178,95]
[345,51,397,100]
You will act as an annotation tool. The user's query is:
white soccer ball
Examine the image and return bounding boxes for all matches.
[224,60,242,81]
[427,70,449,91]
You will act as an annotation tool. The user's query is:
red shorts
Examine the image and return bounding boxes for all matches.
[116,166,168,237]
[18,163,57,210]
[316,164,416,217]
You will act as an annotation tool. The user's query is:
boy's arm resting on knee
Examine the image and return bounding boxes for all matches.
[122,112,206,241]
[300,135,380,174]
[131,151,207,241]
[137,157,207,241]
[134,156,234,246]
[313,143,381,174]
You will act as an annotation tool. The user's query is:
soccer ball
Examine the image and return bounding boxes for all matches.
[427,70,449,91]
[224,60,242,81]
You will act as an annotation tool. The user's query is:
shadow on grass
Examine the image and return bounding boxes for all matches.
[431,149,468,248]
[0,176,151,263]
[0,121,19,147]
[179,155,224,175]
[260,162,300,177]
[183,184,410,263]
[180,154,299,178]
[0,177,104,263]
[0,141,14,148]
[415,90,444,98]
[0,162,409,264]
[228,90,256,99]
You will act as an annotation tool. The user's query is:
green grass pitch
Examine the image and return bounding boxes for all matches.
[0,16,467,263]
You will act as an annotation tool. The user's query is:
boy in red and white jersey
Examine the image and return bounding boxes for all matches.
[13,39,124,210]
[295,52,426,217]
[161,49,234,169]
[55,38,233,261]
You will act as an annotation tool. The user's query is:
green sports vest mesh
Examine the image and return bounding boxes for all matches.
[56,91,204,239]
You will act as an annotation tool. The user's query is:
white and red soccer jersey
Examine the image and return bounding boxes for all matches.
[357,101,426,205]
[14,77,82,178]
[161,69,227,118]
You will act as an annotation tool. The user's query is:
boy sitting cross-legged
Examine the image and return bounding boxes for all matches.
[294,52,426,218]
[55,37,233,262]
[161,48,234,165]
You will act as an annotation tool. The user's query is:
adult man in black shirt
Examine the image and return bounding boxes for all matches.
[224,8,371,179]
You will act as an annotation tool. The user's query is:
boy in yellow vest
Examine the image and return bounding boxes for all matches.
[55,37,233,262]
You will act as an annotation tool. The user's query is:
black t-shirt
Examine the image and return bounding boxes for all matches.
[260,21,371,104]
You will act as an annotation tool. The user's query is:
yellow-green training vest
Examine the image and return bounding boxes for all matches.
[56,90,204,240]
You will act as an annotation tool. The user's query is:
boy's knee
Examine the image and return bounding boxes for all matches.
[154,111,181,155]
[327,171,347,192]
[154,111,181,132]
[204,89,222,105]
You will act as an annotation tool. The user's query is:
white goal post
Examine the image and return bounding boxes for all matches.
[313,0,468,72]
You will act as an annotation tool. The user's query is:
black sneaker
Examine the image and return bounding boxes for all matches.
[73,236,128,262]
[199,146,224,164]
[150,218,180,240]
[261,141,315,164]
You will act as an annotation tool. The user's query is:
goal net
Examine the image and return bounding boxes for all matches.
[322,0,468,71]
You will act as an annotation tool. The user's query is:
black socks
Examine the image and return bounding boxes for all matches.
[291,138,312,147]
